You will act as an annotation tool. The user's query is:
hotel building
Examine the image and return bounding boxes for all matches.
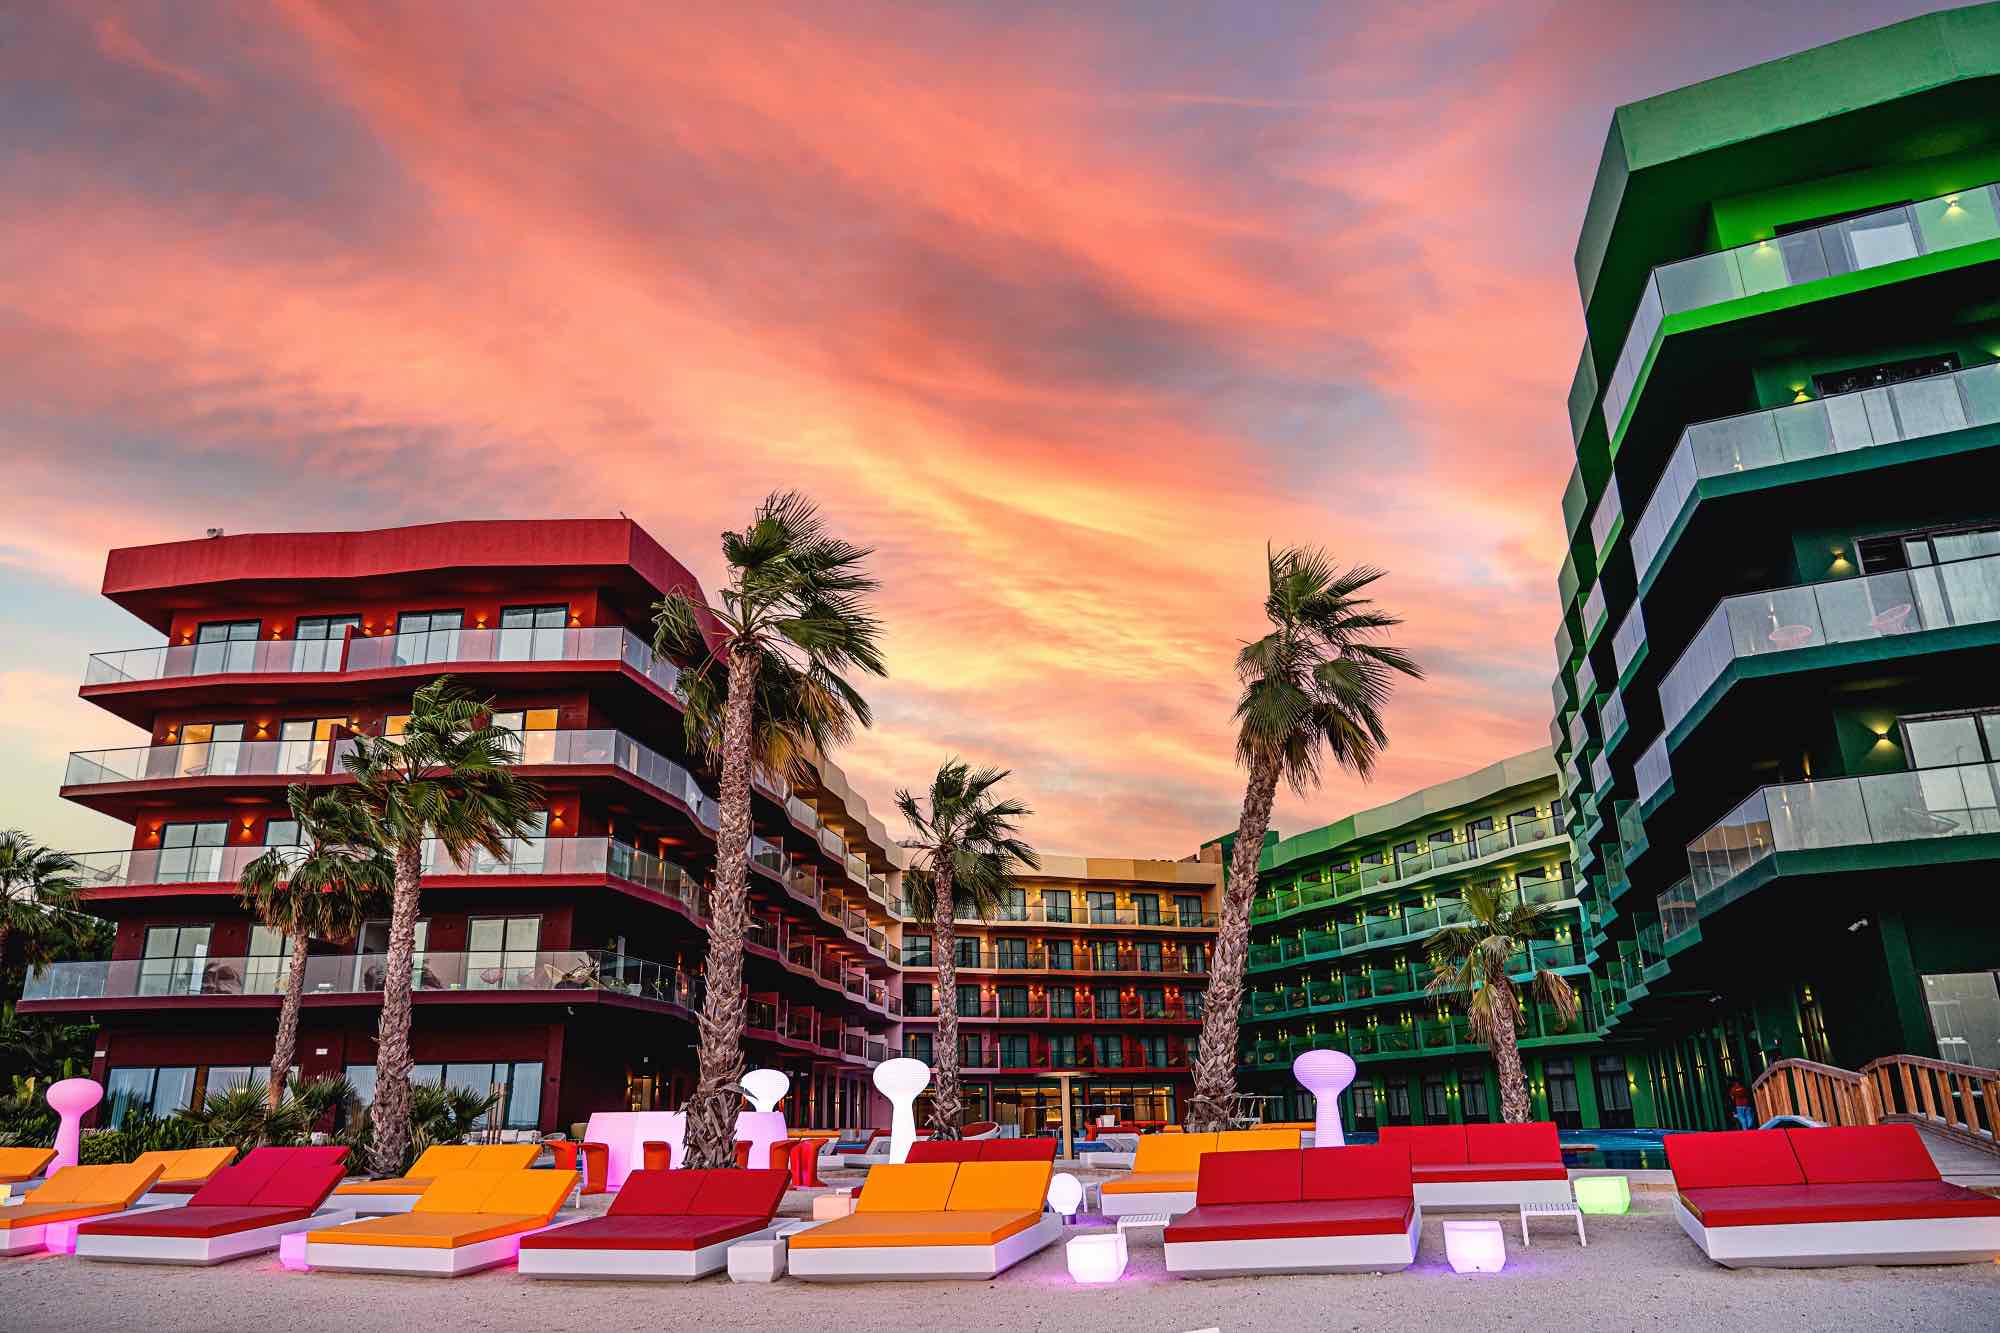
[1552,8,2000,1128]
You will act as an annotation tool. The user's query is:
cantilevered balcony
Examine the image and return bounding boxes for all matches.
[1602,182,2000,438]
[1631,362,2000,586]
[62,729,722,829]
[1251,813,1566,924]
[1657,551,2000,737]
[20,949,702,1010]
[1684,762,2000,909]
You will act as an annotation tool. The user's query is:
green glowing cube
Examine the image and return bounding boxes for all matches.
[1574,1175,1630,1214]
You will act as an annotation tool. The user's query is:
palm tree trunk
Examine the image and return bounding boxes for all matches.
[929,863,962,1139]
[368,840,424,1175]
[684,651,758,1169]
[269,933,312,1113]
[1489,974,1533,1123]
[1186,754,1280,1132]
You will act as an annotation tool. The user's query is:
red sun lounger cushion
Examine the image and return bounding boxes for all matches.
[688,1168,788,1218]
[1196,1148,1301,1206]
[977,1139,1058,1162]
[608,1169,707,1216]
[1680,1180,2000,1228]
[1164,1197,1414,1243]
[1376,1124,1467,1166]
[79,1205,309,1239]
[1301,1144,1414,1202]
[252,1160,347,1210]
[1463,1122,1561,1164]
[906,1142,984,1164]
[1786,1125,1940,1185]
[1664,1130,1803,1190]
[189,1151,292,1207]
[520,1213,770,1251]
[1412,1162,1567,1182]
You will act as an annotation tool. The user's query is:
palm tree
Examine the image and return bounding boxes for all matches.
[1425,878,1580,1122]
[0,831,87,978]
[329,677,543,1174]
[895,761,1039,1139]
[239,789,392,1111]
[653,491,885,1168]
[1187,548,1423,1132]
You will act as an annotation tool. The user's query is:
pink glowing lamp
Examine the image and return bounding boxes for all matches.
[1292,1048,1356,1147]
[46,1077,103,1172]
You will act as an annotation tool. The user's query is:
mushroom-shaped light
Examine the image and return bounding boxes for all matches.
[1292,1048,1357,1147]
[872,1057,931,1164]
[1046,1172,1084,1217]
[741,1068,791,1113]
[46,1077,103,1172]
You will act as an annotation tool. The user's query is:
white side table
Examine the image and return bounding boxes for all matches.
[1519,1198,1586,1247]
[1114,1212,1171,1239]
[728,1221,820,1283]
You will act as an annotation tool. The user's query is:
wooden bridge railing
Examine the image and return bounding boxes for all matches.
[1752,1054,1998,1155]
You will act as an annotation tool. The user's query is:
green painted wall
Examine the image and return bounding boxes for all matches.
[1709,143,2000,248]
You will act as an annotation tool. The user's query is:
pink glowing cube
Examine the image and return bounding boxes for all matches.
[278,1231,311,1271]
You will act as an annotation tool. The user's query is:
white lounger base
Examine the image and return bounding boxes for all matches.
[789,1214,1060,1281]
[517,1224,785,1281]
[1672,1198,2000,1268]
[133,1192,197,1208]
[0,1222,61,1255]
[1100,1189,1195,1219]
[305,1216,573,1277]
[77,1210,357,1265]
[1165,1207,1422,1277]
[331,1194,422,1215]
[1414,1179,1571,1209]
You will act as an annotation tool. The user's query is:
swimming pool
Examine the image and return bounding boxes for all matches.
[1342,1127,1682,1170]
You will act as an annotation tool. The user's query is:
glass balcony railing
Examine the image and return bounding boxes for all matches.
[1590,474,1623,556]
[1598,689,1627,745]
[887,900,1217,929]
[1583,581,1609,642]
[1611,602,1647,681]
[1658,877,1698,940]
[1632,362,2000,581]
[1589,749,1613,796]
[1659,550,2000,734]
[1554,618,1577,671]
[1566,708,1592,754]
[1602,183,2000,438]
[1636,734,1671,805]
[1252,814,1568,923]
[1687,762,2000,903]
[84,625,684,698]
[22,948,702,1007]
[64,729,722,831]
[1575,655,1598,704]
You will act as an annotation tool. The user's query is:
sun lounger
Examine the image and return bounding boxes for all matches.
[75,1146,351,1265]
[332,1143,541,1213]
[131,1148,238,1203]
[518,1168,789,1281]
[0,1147,56,1189]
[906,1139,1058,1164]
[1668,1125,2000,1268]
[1099,1128,1300,1218]
[0,1163,164,1255]
[304,1168,578,1276]
[1377,1122,1570,1208]
[1163,1144,1421,1277]
[789,1159,1059,1281]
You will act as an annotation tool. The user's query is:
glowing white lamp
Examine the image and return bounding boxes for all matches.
[1443,1219,1506,1273]
[1574,1176,1631,1215]
[278,1230,312,1271]
[43,1220,79,1255]
[1292,1048,1356,1147]
[1065,1232,1127,1283]
[741,1068,791,1113]
[1047,1172,1084,1218]
[872,1058,930,1164]
[46,1077,102,1172]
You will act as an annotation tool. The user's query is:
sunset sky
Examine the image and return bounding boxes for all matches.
[0,0,1950,859]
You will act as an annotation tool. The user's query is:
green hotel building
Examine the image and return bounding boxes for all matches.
[1554,5,2000,1129]
[1227,750,1654,1133]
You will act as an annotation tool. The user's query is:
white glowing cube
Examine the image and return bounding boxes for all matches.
[278,1230,312,1271]
[811,1192,855,1220]
[1443,1219,1506,1273]
[1065,1232,1127,1283]
[1574,1175,1631,1214]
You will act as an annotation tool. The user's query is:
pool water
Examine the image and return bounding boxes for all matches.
[1342,1126,1682,1170]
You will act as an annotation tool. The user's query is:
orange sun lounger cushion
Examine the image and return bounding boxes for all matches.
[791,1160,1053,1250]
[309,1169,576,1249]
[0,1162,164,1228]
[334,1144,493,1195]
[0,1147,56,1185]
[131,1147,237,1187]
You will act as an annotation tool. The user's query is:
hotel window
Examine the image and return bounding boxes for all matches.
[1133,893,1161,925]
[1594,1055,1635,1129]
[994,937,1027,969]
[393,609,464,666]
[464,810,546,874]
[156,821,226,883]
[904,934,932,967]
[1185,989,1205,1020]
[1347,1082,1378,1129]
[1393,841,1417,858]
[1174,894,1203,926]
[279,716,347,775]
[1092,1035,1124,1067]
[1798,985,1831,1063]
[1138,986,1165,1019]
[104,1066,196,1127]
[1422,1073,1449,1121]
[954,936,980,968]
[245,925,292,995]
[1899,711,2000,823]
[997,887,1027,921]
[1383,1081,1412,1125]
[904,982,934,1016]
[1045,938,1073,970]
[1042,889,1072,923]
[1508,807,1541,831]
[489,708,560,764]
[1360,849,1385,866]
[292,614,360,672]
[1427,829,1453,846]
[1137,1036,1167,1068]
[1091,939,1118,971]
[1048,987,1076,1018]
[959,1035,985,1065]
[139,925,211,995]
[955,983,981,1014]
[1180,940,1207,973]
[1458,1067,1490,1121]
[499,604,569,661]
[998,1034,1031,1068]
[264,819,301,847]
[998,985,1030,1018]
[354,918,431,990]
[1545,1058,1582,1130]
[1464,815,1494,845]
[1049,1034,1079,1067]
[1136,941,1163,972]
[1923,971,2000,1068]
[905,1034,934,1062]
[467,916,541,989]
[166,721,244,778]
[1087,891,1117,924]
[1094,984,1121,1018]
[192,620,260,675]
[446,1061,545,1130]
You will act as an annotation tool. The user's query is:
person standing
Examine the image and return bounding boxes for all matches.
[1728,1078,1755,1130]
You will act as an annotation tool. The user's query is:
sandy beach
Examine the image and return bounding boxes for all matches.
[3,1185,1995,1333]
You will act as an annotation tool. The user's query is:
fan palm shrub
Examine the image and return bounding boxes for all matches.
[895,761,1039,1138]
[1188,548,1422,1131]
[0,831,92,979]
[653,491,885,1168]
